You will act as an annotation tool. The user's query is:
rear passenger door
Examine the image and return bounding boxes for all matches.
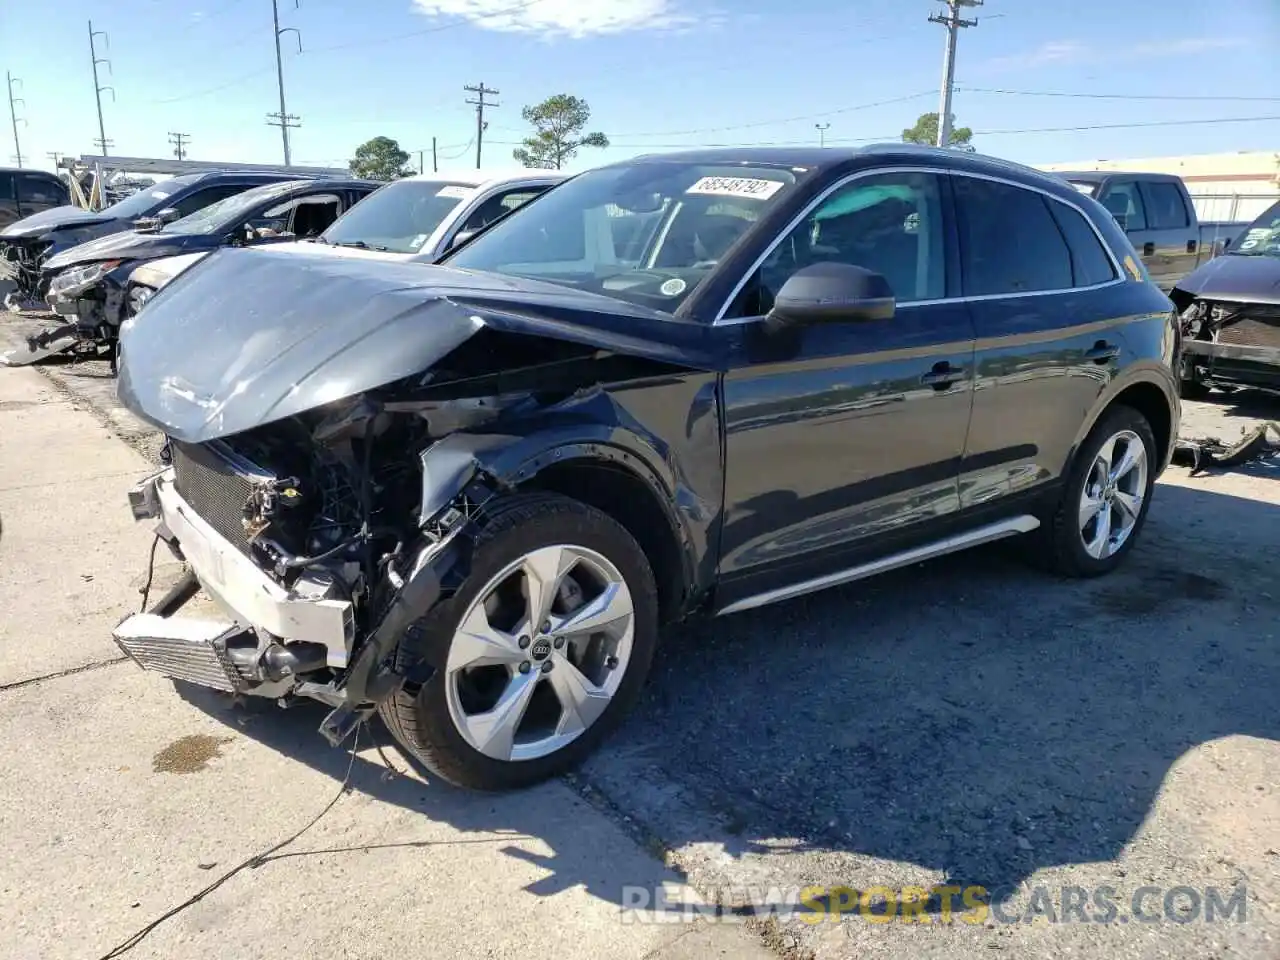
[1137,179,1197,289]
[0,172,17,228]
[953,174,1124,511]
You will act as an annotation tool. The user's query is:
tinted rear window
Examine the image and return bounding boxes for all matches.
[954,177,1073,296]
[1047,201,1118,287]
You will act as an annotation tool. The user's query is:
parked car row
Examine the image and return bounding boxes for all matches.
[7,144,1184,791]
[0,168,569,368]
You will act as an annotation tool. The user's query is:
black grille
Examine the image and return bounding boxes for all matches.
[170,440,273,554]
[1218,318,1280,350]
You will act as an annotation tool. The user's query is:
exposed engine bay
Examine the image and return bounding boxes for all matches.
[1175,294,1280,396]
[116,325,690,743]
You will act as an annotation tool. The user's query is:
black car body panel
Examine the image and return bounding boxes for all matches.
[1170,201,1280,392]
[111,144,1180,768]
[0,168,71,231]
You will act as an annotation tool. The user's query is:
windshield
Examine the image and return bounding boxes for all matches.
[1068,180,1099,197]
[1229,201,1280,257]
[320,180,475,253]
[162,181,301,235]
[441,161,801,311]
[99,175,204,220]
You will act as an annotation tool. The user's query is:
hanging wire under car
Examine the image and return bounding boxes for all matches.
[96,724,365,959]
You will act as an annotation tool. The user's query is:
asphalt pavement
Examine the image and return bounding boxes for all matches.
[1,312,1277,960]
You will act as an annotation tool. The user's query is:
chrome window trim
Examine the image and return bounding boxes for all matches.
[711,164,1128,326]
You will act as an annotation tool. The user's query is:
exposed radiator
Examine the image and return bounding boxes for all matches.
[113,614,248,692]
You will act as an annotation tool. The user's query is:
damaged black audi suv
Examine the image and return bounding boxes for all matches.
[113,145,1180,790]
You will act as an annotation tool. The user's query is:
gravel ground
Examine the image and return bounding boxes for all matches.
[3,312,1277,960]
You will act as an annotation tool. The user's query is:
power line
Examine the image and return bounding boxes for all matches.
[483,112,1280,151]
[268,0,303,165]
[929,0,982,148]
[464,83,499,169]
[602,90,936,139]
[168,132,191,161]
[6,72,24,168]
[959,86,1280,103]
[88,20,115,156]
[144,68,275,106]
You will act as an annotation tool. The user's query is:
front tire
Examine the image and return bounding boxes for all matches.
[379,493,659,791]
[1039,405,1158,578]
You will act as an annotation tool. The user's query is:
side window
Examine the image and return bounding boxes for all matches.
[173,184,246,218]
[1097,181,1147,231]
[0,173,14,201]
[262,194,341,236]
[459,187,546,233]
[1046,200,1118,287]
[954,177,1073,296]
[17,174,65,204]
[738,171,946,316]
[1139,181,1189,230]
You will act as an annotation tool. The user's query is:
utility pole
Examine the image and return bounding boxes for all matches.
[266,0,302,166]
[464,83,499,170]
[88,21,115,155]
[46,151,64,167]
[928,0,981,148]
[168,132,191,161]
[6,73,24,168]
[432,136,438,172]
[815,122,830,148]
[416,149,424,174]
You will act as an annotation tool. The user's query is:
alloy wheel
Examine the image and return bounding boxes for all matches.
[1078,429,1148,560]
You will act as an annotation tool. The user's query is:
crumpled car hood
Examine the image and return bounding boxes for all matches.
[117,246,719,443]
[44,228,209,272]
[1175,253,1280,306]
[0,205,112,238]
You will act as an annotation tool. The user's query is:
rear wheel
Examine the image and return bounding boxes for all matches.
[1038,405,1158,578]
[379,493,659,791]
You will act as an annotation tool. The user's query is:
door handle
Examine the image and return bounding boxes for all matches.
[1085,341,1120,364]
[1142,242,1155,257]
[1186,240,1197,253]
[920,362,966,389]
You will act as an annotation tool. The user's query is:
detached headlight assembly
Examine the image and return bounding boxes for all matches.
[127,284,157,315]
[48,259,123,299]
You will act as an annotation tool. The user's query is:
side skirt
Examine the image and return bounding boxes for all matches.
[714,515,1040,616]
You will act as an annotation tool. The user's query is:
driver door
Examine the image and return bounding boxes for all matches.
[714,170,977,600]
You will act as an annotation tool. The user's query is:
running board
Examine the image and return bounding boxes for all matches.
[715,515,1041,616]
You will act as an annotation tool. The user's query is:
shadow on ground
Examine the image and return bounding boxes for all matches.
[175,477,1280,917]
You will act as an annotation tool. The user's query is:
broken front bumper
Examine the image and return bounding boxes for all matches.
[112,469,355,691]
[1183,339,1280,392]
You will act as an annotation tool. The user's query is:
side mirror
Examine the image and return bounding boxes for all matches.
[156,207,180,224]
[766,262,895,330]
[447,228,478,251]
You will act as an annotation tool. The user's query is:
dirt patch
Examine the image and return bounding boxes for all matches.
[152,734,234,774]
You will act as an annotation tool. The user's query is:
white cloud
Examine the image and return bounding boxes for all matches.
[410,0,704,38]
[977,36,1248,74]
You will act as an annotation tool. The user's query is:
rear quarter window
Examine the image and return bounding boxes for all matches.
[1046,201,1119,287]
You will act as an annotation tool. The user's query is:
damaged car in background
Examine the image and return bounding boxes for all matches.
[0,170,300,313]
[1172,198,1280,398]
[0,177,377,370]
[119,169,568,311]
[112,145,1179,791]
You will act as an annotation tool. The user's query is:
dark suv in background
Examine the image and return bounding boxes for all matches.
[113,144,1181,791]
[0,167,70,230]
[0,170,305,307]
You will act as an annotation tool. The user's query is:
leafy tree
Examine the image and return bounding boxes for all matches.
[349,136,415,180]
[902,112,975,151]
[512,94,610,170]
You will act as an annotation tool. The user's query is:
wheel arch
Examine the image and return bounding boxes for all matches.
[1072,368,1178,475]
[419,426,708,624]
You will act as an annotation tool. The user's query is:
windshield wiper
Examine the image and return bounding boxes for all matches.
[334,240,369,248]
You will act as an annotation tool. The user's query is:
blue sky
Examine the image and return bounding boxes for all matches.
[2,0,1278,175]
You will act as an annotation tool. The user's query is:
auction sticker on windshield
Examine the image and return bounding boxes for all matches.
[686,177,785,200]
[436,185,473,199]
